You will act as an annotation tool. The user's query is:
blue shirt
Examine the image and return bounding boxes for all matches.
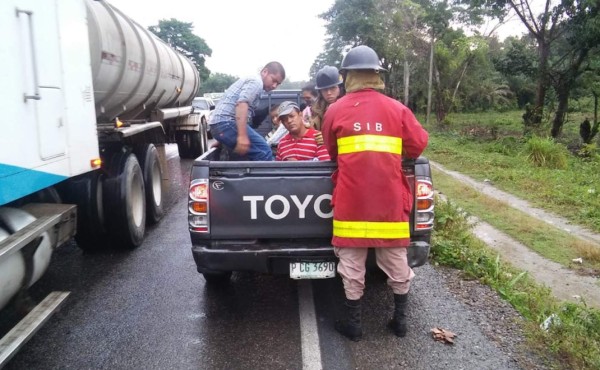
[209,75,263,125]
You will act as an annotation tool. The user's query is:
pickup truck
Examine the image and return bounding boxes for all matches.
[187,90,435,283]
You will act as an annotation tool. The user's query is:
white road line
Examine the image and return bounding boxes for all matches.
[298,280,323,370]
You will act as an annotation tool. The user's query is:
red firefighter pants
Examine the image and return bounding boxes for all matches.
[334,247,415,300]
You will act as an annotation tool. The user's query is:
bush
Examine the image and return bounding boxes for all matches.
[524,137,568,169]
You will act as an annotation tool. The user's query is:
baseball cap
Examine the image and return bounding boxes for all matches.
[277,101,300,117]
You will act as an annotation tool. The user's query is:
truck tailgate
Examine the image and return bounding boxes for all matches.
[207,162,335,239]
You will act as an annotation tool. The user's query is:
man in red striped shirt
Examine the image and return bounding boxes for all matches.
[275,101,330,161]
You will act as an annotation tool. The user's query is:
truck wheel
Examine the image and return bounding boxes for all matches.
[206,118,213,140]
[200,119,209,154]
[104,151,146,249]
[202,271,232,284]
[188,130,204,159]
[135,144,164,224]
[64,172,109,251]
[176,131,192,159]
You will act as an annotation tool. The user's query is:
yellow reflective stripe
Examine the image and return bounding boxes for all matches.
[337,135,402,155]
[333,220,410,239]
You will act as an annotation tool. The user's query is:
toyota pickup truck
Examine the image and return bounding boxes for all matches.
[187,90,434,283]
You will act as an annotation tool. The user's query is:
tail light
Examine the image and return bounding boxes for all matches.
[415,179,434,230]
[189,179,209,233]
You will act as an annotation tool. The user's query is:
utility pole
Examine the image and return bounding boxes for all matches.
[426,29,434,125]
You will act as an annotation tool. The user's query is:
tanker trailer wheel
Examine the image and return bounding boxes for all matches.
[63,172,110,251]
[135,144,164,224]
[188,129,205,159]
[176,131,192,159]
[104,150,146,249]
[200,118,209,154]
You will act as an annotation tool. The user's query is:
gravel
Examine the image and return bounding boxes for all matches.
[437,265,552,370]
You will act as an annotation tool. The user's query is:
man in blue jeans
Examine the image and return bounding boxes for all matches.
[209,62,286,160]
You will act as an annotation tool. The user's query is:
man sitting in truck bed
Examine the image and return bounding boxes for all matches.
[275,101,330,161]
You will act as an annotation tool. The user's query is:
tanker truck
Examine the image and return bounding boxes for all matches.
[0,0,205,363]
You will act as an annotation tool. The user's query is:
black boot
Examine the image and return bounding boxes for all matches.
[388,293,408,337]
[335,299,362,342]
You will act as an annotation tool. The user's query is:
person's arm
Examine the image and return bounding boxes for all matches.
[321,107,338,161]
[234,78,263,155]
[234,102,250,155]
[401,107,429,159]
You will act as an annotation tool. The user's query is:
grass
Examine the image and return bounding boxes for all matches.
[431,198,600,370]
[432,167,600,272]
[421,111,600,234]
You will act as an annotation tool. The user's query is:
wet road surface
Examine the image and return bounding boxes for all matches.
[4,145,522,369]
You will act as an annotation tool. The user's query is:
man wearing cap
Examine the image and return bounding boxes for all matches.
[276,101,330,161]
[322,45,428,341]
[209,62,285,160]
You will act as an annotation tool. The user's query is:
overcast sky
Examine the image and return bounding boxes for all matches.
[106,0,527,83]
[108,0,336,82]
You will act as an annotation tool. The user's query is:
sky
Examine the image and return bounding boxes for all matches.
[106,0,527,83]
[107,0,336,82]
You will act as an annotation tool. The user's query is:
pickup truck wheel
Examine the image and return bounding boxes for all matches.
[104,151,146,249]
[135,144,164,224]
[64,172,109,251]
[202,271,232,284]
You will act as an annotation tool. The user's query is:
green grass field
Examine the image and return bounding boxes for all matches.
[421,110,600,234]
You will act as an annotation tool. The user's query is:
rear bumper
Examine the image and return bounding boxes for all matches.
[191,241,430,274]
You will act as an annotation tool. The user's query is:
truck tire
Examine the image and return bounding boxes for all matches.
[199,119,209,153]
[176,131,192,159]
[135,144,164,224]
[202,271,232,284]
[65,172,110,251]
[178,125,209,160]
[104,151,146,249]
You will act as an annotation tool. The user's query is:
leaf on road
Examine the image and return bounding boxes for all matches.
[431,327,457,344]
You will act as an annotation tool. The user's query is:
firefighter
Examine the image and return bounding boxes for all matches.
[321,45,429,341]
[310,65,343,130]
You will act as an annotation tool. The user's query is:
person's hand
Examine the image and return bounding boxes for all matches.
[314,130,324,146]
[210,141,221,149]
[234,134,251,155]
[285,157,298,161]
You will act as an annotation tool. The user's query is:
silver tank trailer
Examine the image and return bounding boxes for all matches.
[86,0,200,121]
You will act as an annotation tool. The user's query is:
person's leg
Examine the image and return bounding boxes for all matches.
[334,247,368,341]
[335,247,369,300]
[244,126,273,161]
[209,121,272,161]
[375,247,415,337]
[209,121,237,150]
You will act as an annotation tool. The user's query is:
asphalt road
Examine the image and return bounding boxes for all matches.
[4,145,522,370]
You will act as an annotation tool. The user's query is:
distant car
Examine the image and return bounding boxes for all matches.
[192,97,216,125]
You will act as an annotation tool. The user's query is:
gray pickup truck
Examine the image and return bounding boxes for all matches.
[187,90,434,283]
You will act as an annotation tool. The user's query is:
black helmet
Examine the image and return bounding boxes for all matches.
[316,66,342,90]
[340,45,386,72]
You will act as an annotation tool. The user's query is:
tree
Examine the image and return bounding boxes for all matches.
[491,36,537,108]
[457,0,600,137]
[199,73,237,95]
[547,1,600,137]
[148,19,212,84]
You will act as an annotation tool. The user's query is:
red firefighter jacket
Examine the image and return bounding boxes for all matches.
[322,89,428,248]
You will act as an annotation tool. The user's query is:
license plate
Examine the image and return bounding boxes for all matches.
[290,261,336,279]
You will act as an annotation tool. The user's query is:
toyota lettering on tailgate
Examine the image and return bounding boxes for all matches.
[243,194,333,220]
